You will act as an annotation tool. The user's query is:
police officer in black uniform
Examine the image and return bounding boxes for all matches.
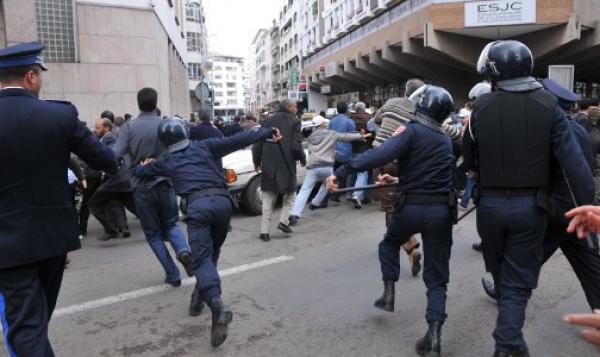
[481,78,600,310]
[463,40,595,357]
[134,117,281,348]
[0,42,117,356]
[327,85,456,356]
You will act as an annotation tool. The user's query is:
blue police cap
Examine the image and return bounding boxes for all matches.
[542,78,580,103]
[0,41,47,70]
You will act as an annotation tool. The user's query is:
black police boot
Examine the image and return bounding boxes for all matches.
[189,288,205,317]
[482,277,499,301]
[415,321,443,356]
[492,346,530,357]
[259,233,270,242]
[374,281,395,312]
[207,297,233,348]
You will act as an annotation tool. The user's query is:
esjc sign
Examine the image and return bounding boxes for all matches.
[465,0,536,27]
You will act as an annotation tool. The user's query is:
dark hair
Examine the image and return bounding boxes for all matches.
[197,109,211,123]
[579,98,600,111]
[114,116,125,127]
[245,115,257,122]
[137,87,158,112]
[279,99,296,112]
[319,110,326,117]
[233,115,242,123]
[336,102,348,114]
[100,110,115,123]
[0,65,40,82]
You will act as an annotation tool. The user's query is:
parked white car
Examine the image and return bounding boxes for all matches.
[222,147,308,215]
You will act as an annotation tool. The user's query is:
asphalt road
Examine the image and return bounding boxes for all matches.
[2,202,596,356]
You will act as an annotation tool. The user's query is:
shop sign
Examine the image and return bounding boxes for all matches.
[321,85,331,94]
[465,0,536,27]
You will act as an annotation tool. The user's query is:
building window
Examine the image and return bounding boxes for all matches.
[35,0,77,63]
[227,91,236,97]
[214,74,222,80]
[213,83,223,88]
[227,99,237,105]
[215,91,224,97]
[227,82,235,88]
[186,2,203,23]
[187,32,203,52]
[188,62,203,80]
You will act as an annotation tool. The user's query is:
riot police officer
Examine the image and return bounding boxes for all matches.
[0,42,117,356]
[463,40,595,357]
[327,85,456,356]
[135,117,281,348]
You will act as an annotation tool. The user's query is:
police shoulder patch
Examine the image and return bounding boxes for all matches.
[392,125,407,137]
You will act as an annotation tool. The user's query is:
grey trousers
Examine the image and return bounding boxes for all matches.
[261,191,296,234]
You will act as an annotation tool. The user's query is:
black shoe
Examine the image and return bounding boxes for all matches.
[189,288,205,317]
[416,321,443,356]
[472,242,483,252]
[288,215,300,226]
[374,281,395,312]
[277,222,293,234]
[177,251,195,277]
[493,346,530,357]
[208,297,233,348]
[352,198,363,209]
[121,229,131,238]
[308,203,320,210]
[97,232,118,241]
[165,278,182,287]
[259,233,270,242]
[362,198,372,205]
[482,277,499,301]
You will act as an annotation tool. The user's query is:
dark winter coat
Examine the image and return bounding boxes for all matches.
[252,110,306,194]
[98,132,133,193]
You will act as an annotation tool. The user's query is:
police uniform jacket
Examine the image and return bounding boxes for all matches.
[335,121,454,194]
[189,122,224,141]
[134,128,274,195]
[0,88,117,269]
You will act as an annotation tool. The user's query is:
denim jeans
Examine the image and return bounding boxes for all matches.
[290,166,333,217]
[352,171,370,201]
[459,176,476,208]
[133,182,190,281]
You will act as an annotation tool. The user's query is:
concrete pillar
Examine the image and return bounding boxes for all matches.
[2,0,37,44]
[343,57,377,85]
[356,52,399,83]
[368,48,416,80]
[424,22,486,68]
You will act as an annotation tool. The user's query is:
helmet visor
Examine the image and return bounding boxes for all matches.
[477,42,496,76]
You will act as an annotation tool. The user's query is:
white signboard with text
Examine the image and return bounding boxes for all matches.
[465,0,536,27]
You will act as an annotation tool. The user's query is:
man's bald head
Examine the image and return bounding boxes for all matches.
[94,117,113,139]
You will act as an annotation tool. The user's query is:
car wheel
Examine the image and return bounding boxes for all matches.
[242,175,262,215]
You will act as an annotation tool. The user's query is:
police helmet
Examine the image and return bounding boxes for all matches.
[409,85,454,123]
[477,40,534,81]
[158,117,190,153]
[468,82,492,100]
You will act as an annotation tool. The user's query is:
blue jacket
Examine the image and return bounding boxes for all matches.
[190,122,223,141]
[330,113,356,163]
[335,122,454,194]
[0,88,116,268]
[550,118,595,224]
[134,128,273,195]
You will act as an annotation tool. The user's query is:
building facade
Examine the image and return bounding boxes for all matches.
[210,55,245,119]
[185,0,209,113]
[0,0,191,123]
[302,0,600,107]
[249,28,273,114]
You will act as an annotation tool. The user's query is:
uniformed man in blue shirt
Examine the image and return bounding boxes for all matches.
[0,42,117,357]
[327,85,456,356]
[464,41,595,357]
[135,117,281,348]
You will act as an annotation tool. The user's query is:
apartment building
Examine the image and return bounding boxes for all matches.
[278,0,302,99]
[303,0,600,106]
[249,29,273,114]
[0,0,190,123]
[210,55,245,119]
[185,0,209,113]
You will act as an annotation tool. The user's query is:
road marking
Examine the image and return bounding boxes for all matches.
[53,255,294,318]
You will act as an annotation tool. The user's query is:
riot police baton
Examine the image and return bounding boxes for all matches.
[562,168,597,250]
[457,206,476,223]
[331,183,399,195]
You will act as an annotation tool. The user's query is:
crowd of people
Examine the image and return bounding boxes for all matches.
[3,39,600,357]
